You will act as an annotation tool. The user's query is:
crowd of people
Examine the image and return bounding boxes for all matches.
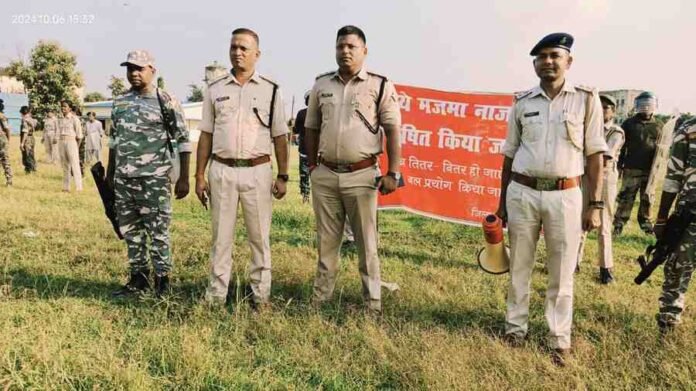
[0,100,104,192]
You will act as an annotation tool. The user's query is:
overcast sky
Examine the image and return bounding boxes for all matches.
[4,0,695,115]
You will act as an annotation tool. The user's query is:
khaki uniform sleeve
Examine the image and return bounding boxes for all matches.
[584,91,608,156]
[304,83,321,130]
[378,80,401,128]
[502,103,520,158]
[605,128,624,160]
[270,87,289,138]
[200,86,214,134]
[74,116,83,139]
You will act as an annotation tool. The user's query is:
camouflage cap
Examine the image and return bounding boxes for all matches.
[120,50,155,68]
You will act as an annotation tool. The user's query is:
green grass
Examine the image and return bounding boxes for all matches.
[1,138,695,390]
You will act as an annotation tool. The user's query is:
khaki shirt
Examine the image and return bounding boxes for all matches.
[44,117,59,137]
[503,81,607,178]
[604,122,624,163]
[305,68,401,163]
[59,113,83,138]
[200,71,289,159]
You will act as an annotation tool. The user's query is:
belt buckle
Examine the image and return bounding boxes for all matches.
[536,178,558,191]
[235,160,251,168]
[334,164,352,173]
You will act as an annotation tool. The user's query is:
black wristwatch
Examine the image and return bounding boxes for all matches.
[386,171,401,181]
[277,174,289,182]
[589,200,605,209]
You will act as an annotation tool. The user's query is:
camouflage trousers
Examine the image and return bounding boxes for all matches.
[21,135,36,173]
[78,137,85,175]
[658,221,696,326]
[0,134,12,185]
[115,175,173,276]
[614,169,652,230]
[299,152,310,199]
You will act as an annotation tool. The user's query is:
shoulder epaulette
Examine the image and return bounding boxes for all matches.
[366,71,388,81]
[207,73,228,87]
[315,71,335,80]
[258,74,278,87]
[514,89,533,102]
[575,84,597,94]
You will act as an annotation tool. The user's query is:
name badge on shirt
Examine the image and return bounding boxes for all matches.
[215,96,230,102]
[523,111,540,118]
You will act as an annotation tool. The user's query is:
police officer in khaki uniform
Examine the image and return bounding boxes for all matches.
[58,101,83,192]
[196,28,289,308]
[577,95,625,284]
[304,25,402,313]
[43,109,60,164]
[496,33,607,365]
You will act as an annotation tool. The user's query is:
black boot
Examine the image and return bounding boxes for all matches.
[599,267,615,284]
[154,274,170,297]
[112,270,150,297]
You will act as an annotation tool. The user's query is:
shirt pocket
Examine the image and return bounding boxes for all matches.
[354,93,379,134]
[319,95,337,123]
[214,97,237,120]
[520,116,543,143]
[252,98,272,128]
[563,113,584,150]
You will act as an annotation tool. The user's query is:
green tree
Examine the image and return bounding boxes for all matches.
[187,84,204,102]
[6,40,83,123]
[157,76,165,89]
[84,91,107,102]
[108,75,126,98]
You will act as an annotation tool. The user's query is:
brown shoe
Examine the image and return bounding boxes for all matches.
[551,348,571,367]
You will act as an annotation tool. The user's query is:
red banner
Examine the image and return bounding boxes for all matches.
[378,85,514,225]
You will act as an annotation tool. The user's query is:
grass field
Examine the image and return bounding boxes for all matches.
[1,137,695,390]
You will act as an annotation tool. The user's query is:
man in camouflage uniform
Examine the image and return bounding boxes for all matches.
[19,106,37,174]
[76,108,86,176]
[294,91,311,203]
[0,99,13,186]
[108,50,192,297]
[614,91,664,235]
[653,115,696,332]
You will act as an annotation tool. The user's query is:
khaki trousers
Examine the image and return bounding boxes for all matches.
[59,137,82,191]
[311,164,381,310]
[505,180,583,349]
[205,160,273,304]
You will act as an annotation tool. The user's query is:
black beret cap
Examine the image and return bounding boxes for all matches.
[530,33,574,56]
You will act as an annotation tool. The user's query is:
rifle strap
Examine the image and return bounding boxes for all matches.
[156,88,175,154]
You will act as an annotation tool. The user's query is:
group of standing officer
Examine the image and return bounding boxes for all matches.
[108,26,400,315]
[6,25,690,368]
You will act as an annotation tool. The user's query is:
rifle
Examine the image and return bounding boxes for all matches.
[635,208,695,284]
[91,161,124,240]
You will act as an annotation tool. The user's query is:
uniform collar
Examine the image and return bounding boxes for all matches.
[530,79,576,99]
[228,70,261,85]
[332,68,369,82]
